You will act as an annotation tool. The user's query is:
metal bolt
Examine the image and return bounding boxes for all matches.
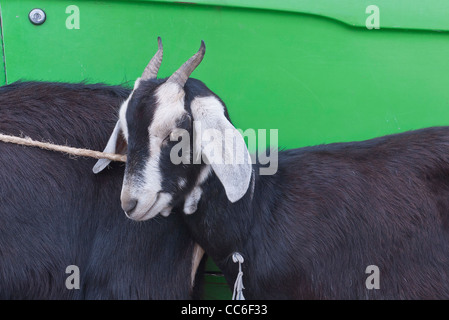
[29,8,46,25]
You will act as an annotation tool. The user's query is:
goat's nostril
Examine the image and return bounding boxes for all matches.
[122,198,138,214]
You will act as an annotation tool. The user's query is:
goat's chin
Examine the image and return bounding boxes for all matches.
[128,192,173,221]
[130,209,158,221]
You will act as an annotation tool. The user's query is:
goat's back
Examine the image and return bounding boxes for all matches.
[248,127,449,299]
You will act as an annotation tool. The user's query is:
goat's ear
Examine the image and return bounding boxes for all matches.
[92,120,127,174]
[191,96,252,203]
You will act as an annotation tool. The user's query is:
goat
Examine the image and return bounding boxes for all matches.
[0,81,204,299]
[95,38,449,299]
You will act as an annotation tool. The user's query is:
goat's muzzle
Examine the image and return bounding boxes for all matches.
[121,191,138,217]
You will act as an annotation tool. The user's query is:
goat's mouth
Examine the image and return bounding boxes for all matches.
[129,192,172,221]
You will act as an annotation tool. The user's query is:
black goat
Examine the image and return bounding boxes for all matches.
[96,39,449,299]
[0,81,203,299]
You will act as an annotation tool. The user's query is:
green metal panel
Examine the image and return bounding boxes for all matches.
[203,259,232,300]
[148,0,449,31]
[0,4,6,86]
[1,0,449,299]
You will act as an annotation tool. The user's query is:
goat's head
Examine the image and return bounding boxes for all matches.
[93,38,252,221]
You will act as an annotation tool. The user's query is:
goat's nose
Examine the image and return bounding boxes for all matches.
[122,198,138,215]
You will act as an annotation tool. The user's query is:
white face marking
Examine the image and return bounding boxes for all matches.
[183,186,202,215]
[118,77,141,141]
[198,164,212,184]
[183,165,211,215]
[122,81,187,221]
[149,82,187,143]
[160,206,173,217]
[133,77,142,90]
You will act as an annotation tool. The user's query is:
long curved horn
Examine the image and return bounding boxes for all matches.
[141,37,163,80]
[167,40,205,87]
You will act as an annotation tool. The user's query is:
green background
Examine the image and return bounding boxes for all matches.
[1,0,448,299]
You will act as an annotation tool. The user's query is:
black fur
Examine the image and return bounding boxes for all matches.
[0,81,202,299]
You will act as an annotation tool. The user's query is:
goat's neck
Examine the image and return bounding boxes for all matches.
[182,166,259,265]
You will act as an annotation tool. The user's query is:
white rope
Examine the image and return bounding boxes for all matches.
[0,133,126,163]
[231,252,245,300]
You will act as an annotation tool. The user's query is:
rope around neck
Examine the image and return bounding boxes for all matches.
[0,133,126,163]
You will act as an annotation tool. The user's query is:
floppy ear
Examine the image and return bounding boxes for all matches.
[92,120,127,174]
[191,96,252,203]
